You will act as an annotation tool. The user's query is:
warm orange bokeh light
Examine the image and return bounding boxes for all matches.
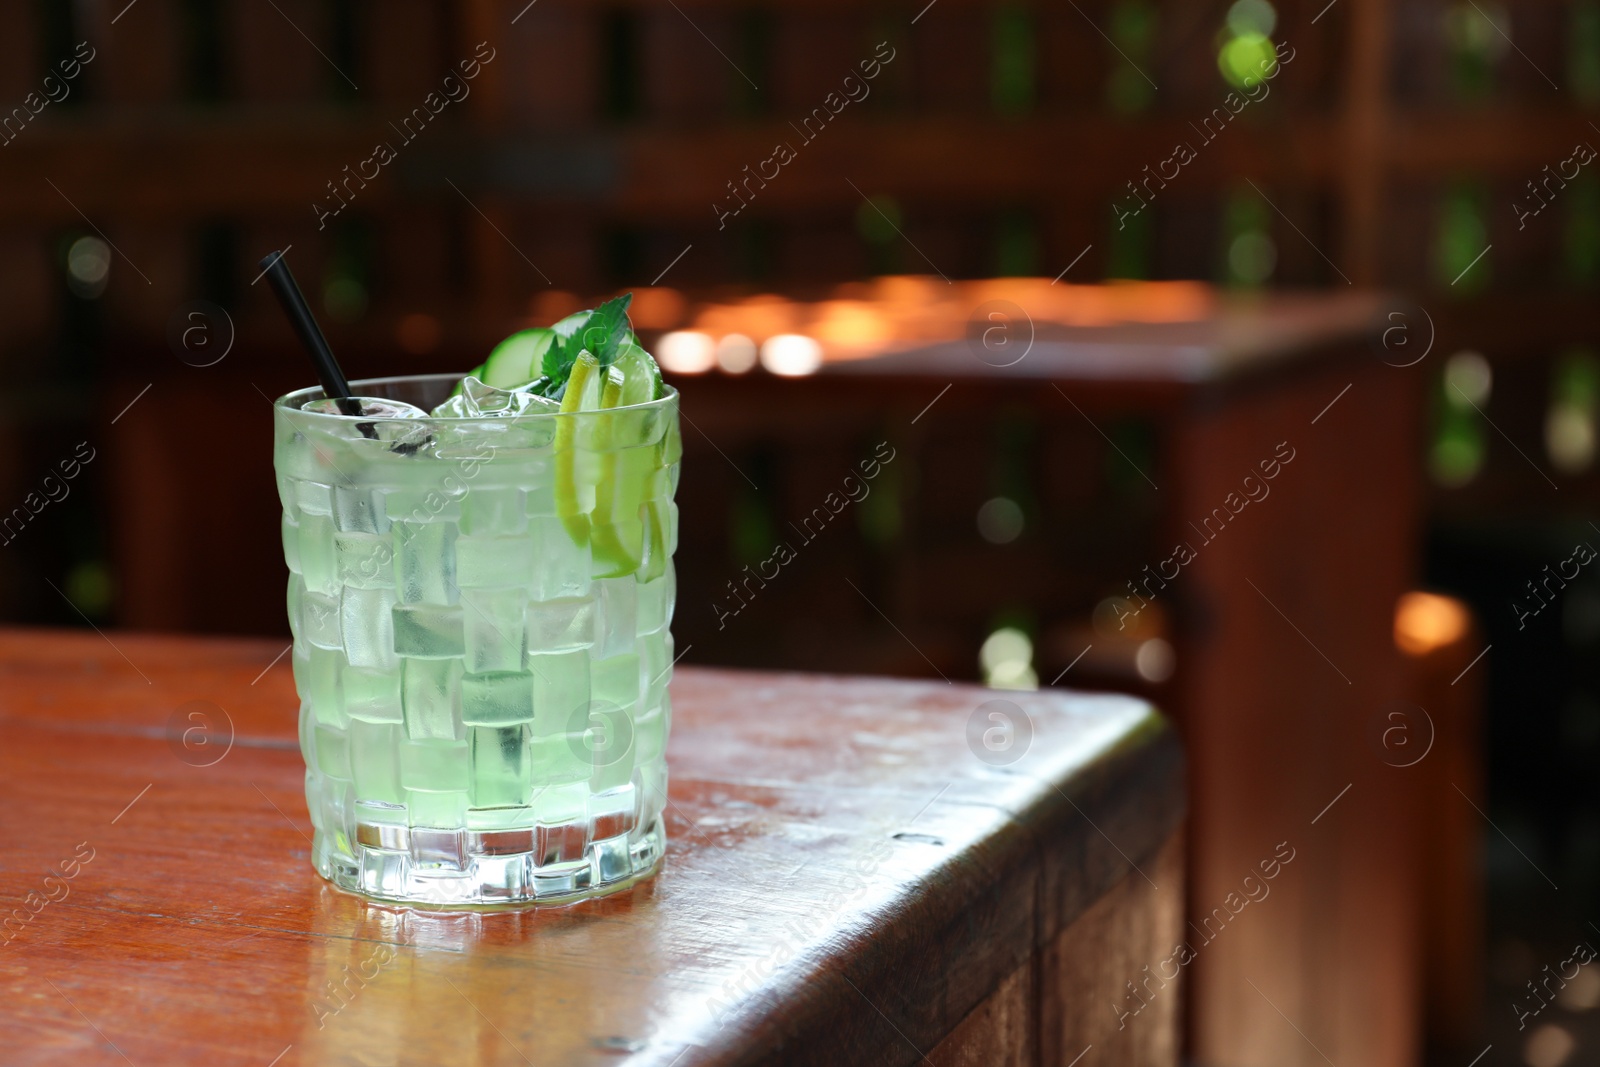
[675,277,1217,366]
[628,287,687,329]
[530,289,583,325]
[1394,591,1471,656]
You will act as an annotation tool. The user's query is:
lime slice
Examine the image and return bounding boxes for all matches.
[553,352,603,549]
[637,497,672,582]
[600,363,627,409]
[559,351,603,415]
[550,348,669,578]
[612,342,663,402]
[598,345,670,572]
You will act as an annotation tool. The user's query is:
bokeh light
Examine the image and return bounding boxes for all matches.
[716,333,759,374]
[976,497,1025,544]
[760,334,823,377]
[66,236,111,299]
[657,331,716,374]
[981,626,1038,690]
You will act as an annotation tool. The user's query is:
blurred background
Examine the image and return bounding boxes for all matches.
[1,0,1597,1064]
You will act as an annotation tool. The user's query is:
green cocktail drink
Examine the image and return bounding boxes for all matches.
[273,352,679,904]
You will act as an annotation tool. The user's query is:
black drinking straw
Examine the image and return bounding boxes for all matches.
[259,250,361,417]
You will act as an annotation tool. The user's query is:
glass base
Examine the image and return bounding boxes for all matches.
[311,814,665,906]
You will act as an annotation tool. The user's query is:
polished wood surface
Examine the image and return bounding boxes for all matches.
[0,628,1182,1066]
[1168,352,1423,1067]
[1397,595,1486,1054]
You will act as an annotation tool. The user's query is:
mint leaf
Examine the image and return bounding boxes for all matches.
[542,293,634,386]
[541,313,586,385]
[580,293,633,367]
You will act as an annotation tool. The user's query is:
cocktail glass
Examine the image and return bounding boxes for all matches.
[273,373,679,905]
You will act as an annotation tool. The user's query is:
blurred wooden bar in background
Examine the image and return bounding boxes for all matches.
[646,283,1427,1067]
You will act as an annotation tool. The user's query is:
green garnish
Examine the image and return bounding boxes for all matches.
[480,328,555,388]
[544,294,634,390]
[453,293,640,401]
[445,291,672,573]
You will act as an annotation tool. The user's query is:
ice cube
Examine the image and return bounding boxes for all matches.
[529,516,591,600]
[393,519,457,604]
[430,376,561,419]
[301,588,342,650]
[400,738,470,793]
[349,720,403,803]
[303,397,429,419]
[583,704,635,793]
[594,576,637,659]
[633,704,667,763]
[636,567,672,635]
[526,596,595,653]
[298,512,338,596]
[392,602,465,658]
[315,723,352,780]
[591,653,641,709]
[529,649,590,736]
[382,486,462,526]
[303,397,435,454]
[296,479,334,516]
[531,739,591,792]
[341,585,399,670]
[402,656,462,740]
[469,724,533,808]
[639,630,673,711]
[296,644,344,726]
[408,791,467,831]
[334,486,388,534]
[461,487,528,536]
[456,535,534,590]
[460,587,527,673]
[461,670,535,726]
[343,665,404,724]
[335,531,394,589]
[524,465,560,518]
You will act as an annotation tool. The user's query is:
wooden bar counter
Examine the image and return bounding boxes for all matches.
[0,628,1182,1066]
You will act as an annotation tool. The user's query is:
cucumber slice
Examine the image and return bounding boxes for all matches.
[482,328,554,389]
[551,310,589,341]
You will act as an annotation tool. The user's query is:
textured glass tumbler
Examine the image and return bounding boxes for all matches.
[273,374,679,905]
